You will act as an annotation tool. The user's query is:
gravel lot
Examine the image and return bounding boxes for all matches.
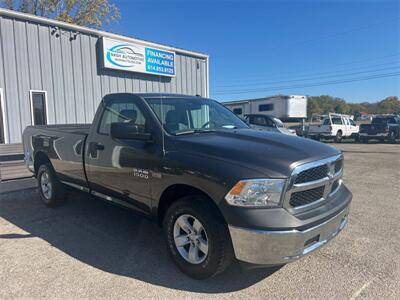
[1,143,399,299]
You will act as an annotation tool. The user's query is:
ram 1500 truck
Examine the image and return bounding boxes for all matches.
[359,115,400,143]
[23,93,352,279]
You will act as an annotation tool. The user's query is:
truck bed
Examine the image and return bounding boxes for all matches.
[22,124,91,188]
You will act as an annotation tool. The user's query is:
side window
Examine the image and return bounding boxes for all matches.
[98,100,148,135]
[252,116,267,126]
[332,117,342,125]
[350,119,356,126]
[259,104,274,112]
[233,108,242,115]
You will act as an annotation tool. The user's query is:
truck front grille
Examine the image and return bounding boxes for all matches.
[289,186,325,207]
[284,155,343,212]
[294,165,328,184]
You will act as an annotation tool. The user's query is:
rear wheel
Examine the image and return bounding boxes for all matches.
[37,164,65,207]
[163,195,234,279]
[335,131,343,143]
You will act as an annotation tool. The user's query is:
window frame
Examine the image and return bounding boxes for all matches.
[29,90,48,126]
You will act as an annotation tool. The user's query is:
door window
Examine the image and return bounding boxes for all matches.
[30,91,47,125]
[98,100,149,135]
[331,117,342,125]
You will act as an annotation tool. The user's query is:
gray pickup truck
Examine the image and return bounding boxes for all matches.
[23,93,352,279]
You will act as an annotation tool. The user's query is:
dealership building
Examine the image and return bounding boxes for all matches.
[0,9,209,144]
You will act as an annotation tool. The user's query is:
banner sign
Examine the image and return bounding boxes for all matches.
[101,37,175,77]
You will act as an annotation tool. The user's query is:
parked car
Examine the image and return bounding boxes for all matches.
[307,113,359,142]
[245,114,297,135]
[23,93,352,279]
[359,115,400,143]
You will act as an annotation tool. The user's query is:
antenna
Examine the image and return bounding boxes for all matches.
[159,75,166,155]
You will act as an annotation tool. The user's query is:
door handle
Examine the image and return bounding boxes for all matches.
[92,142,104,151]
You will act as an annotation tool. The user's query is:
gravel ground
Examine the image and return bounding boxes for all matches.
[0,143,399,299]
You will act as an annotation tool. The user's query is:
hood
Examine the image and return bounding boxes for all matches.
[172,129,340,178]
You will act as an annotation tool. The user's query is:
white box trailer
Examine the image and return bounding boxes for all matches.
[223,95,308,120]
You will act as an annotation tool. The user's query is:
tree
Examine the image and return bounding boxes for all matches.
[0,0,120,28]
[307,95,400,119]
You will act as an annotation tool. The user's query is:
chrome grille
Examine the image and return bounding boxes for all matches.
[284,154,343,212]
[289,186,325,207]
[294,164,328,184]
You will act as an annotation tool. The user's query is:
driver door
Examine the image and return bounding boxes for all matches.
[85,96,161,214]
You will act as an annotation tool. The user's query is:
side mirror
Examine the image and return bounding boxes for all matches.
[110,123,153,141]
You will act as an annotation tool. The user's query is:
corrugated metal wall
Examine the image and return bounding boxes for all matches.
[0,15,208,143]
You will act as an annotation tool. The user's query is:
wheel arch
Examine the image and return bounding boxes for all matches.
[33,151,51,176]
[157,183,223,225]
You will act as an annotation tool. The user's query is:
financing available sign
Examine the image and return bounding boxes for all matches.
[101,37,175,77]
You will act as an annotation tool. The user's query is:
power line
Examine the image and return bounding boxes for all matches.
[212,72,400,95]
[214,53,400,83]
[214,65,400,89]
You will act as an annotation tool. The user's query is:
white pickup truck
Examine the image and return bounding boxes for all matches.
[308,114,359,142]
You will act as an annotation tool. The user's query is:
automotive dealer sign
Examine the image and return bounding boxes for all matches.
[101,37,176,77]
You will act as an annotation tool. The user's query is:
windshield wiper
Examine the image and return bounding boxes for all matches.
[175,129,216,136]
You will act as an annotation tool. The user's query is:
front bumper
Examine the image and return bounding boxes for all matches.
[228,204,350,265]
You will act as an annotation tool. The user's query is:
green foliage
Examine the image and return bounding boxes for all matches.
[307,95,399,119]
[0,0,120,28]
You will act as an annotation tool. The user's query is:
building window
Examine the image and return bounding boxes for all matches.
[30,91,47,125]
[259,104,274,112]
[233,108,242,115]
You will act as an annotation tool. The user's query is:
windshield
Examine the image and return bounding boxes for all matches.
[372,118,389,125]
[272,117,284,127]
[144,97,249,135]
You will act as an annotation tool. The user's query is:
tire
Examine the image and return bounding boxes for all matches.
[163,195,234,279]
[389,131,396,144]
[37,163,65,207]
[334,131,343,143]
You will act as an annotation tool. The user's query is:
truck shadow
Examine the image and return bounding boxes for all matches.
[0,187,281,293]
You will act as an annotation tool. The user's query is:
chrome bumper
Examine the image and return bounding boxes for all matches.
[228,205,350,265]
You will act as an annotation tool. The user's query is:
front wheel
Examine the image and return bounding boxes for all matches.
[163,196,234,279]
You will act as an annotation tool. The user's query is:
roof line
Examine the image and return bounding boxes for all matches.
[0,8,209,59]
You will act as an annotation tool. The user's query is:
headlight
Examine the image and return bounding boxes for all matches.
[225,179,285,207]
